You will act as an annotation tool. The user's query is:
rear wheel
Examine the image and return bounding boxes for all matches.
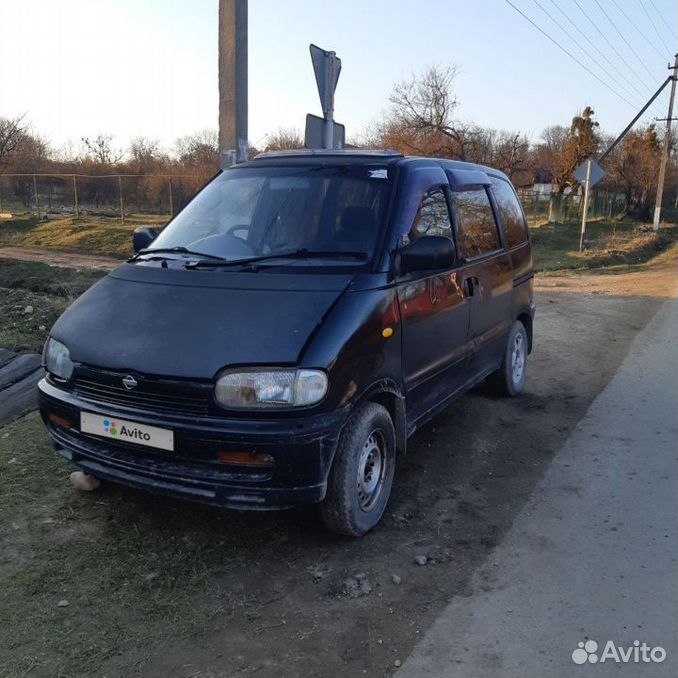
[320,403,396,536]
[488,320,528,397]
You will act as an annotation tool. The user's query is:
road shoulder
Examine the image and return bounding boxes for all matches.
[399,299,678,677]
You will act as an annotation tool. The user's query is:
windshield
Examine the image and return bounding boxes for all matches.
[149,165,392,266]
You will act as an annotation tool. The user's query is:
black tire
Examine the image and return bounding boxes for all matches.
[320,402,396,536]
[488,320,528,397]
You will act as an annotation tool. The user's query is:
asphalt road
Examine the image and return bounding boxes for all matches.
[399,299,678,677]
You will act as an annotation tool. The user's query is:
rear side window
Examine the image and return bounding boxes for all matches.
[490,177,529,249]
[453,189,500,259]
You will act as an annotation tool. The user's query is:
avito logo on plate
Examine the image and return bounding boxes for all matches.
[80,412,175,451]
[103,419,118,436]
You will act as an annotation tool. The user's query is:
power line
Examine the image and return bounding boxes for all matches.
[571,0,650,92]
[546,0,650,103]
[593,0,657,81]
[565,0,671,117]
[609,0,667,60]
[531,0,645,105]
[647,0,676,42]
[638,0,672,54]
[504,0,637,108]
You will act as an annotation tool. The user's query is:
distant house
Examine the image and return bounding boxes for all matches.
[523,169,553,196]
[517,169,575,199]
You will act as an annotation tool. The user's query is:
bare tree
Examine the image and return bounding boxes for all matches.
[129,137,163,169]
[606,125,661,217]
[0,115,28,168]
[389,66,459,135]
[174,129,219,167]
[383,65,478,158]
[492,131,530,179]
[81,133,124,164]
[264,128,304,151]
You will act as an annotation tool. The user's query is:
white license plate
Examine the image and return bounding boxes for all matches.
[80,412,174,451]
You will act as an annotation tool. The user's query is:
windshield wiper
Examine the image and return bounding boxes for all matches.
[129,246,227,263]
[184,249,368,269]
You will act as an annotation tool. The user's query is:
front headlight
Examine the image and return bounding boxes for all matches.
[42,337,75,380]
[215,368,328,409]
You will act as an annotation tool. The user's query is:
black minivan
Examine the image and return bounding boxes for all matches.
[39,150,534,536]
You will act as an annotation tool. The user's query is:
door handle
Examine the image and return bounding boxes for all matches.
[463,276,479,297]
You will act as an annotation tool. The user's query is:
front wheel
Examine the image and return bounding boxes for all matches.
[320,403,396,536]
[488,320,528,397]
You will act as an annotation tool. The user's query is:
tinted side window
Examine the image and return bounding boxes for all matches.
[454,189,500,258]
[490,177,529,249]
[403,188,452,245]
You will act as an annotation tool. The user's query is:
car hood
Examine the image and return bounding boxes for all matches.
[51,263,354,379]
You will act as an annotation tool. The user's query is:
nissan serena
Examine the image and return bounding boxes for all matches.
[38,150,534,536]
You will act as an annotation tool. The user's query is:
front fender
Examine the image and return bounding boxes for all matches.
[300,288,403,413]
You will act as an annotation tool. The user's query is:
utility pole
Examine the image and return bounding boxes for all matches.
[218,0,248,168]
[579,159,592,252]
[653,53,678,231]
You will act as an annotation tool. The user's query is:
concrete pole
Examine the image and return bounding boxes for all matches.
[219,0,248,167]
[653,53,678,231]
[579,159,592,252]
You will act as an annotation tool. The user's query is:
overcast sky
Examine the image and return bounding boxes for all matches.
[0,0,676,154]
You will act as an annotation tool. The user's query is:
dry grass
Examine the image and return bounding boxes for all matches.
[530,218,678,273]
[0,214,167,258]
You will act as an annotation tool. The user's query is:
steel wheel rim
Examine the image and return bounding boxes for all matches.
[357,429,386,511]
[511,332,525,384]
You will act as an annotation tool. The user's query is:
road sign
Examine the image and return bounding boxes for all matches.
[574,157,606,187]
[309,44,341,116]
[305,114,345,149]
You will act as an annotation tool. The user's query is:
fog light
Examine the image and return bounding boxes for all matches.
[216,451,275,467]
[48,413,72,429]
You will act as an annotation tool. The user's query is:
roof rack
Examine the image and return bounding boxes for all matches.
[253,149,403,160]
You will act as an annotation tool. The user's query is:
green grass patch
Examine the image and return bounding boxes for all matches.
[0,414,226,678]
[0,259,105,352]
[0,214,167,258]
[0,413,291,678]
[530,218,678,273]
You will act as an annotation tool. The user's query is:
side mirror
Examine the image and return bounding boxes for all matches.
[399,236,455,274]
[132,227,159,253]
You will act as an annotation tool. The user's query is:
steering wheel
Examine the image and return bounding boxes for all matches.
[191,232,256,258]
[226,223,250,240]
[186,216,220,240]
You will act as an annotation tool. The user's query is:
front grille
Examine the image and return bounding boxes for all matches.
[72,367,213,416]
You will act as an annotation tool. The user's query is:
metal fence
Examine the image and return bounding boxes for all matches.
[0,172,213,222]
[517,189,628,225]
[1,175,675,227]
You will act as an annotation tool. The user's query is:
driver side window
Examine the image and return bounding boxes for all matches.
[403,188,453,246]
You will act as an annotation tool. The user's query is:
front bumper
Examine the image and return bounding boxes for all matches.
[38,378,346,510]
